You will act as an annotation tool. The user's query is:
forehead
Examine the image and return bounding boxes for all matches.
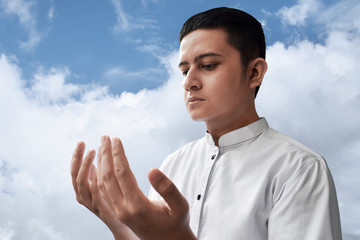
[179,29,234,60]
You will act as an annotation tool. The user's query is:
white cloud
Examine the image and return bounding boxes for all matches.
[110,0,130,32]
[0,0,46,50]
[48,7,54,20]
[0,52,204,239]
[108,0,164,63]
[110,0,158,34]
[0,222,15,240]
[104,65,164,79]
[277,0,321,26]
[140,0,160,9]
[27,67,80,104]
[136,42,171,59]
[258,2,360,236]
[0,0,359,239]
[316,0,360,33]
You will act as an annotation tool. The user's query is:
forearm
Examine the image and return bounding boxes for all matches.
[173,229,198,240]
[132,225,198,240]
[112,225,139,240]
[173,225,198,240]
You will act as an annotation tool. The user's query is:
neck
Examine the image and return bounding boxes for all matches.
[206,113,260,146]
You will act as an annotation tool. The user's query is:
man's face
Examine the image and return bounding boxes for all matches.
[179,28,255,129]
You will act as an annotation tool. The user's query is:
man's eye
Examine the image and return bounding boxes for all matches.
[182,70,189,76]
[202,63,218,70]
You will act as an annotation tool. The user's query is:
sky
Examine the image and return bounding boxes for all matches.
[0,0,359,239]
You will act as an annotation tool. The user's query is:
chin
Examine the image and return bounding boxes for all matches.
[188,112,207,122]
[187,106,215,122]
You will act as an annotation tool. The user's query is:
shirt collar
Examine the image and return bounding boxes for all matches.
[205,118,269,147]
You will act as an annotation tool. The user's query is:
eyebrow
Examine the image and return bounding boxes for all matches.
[178,52,223,68]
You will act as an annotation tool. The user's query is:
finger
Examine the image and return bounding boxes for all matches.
[90,164,100,195]
[90,173,133,234]
[89,169,116,219]
[148,168,189,215]
[97,145,114,211]
[100,136,124,204]
[89,163,97,183]
[71,141,85,195]
[91,171,116,216]
[89,168,104,217]
[112,137,142,198]
[97,145,102,183]
[77,149,96,202]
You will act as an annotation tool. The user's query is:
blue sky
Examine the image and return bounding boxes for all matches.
[0,0,360,239]
[0,0,340,93]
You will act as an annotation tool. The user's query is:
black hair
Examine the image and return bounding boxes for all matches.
[179,7,266,97]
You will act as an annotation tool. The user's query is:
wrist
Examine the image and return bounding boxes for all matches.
[173,226,197,240]
[112,231,139,240]
[110,224,139,240]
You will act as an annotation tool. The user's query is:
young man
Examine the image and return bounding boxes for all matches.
[71,7,342,240]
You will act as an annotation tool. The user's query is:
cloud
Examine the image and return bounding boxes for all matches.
[108,0,166,71]
[316,0,360,33]
[258,1,360,236]
[109,0,130,32]
[104,66,164,79]
[277,0,321,26]
[136,42,171,59]
[140,0,160,9]
[109,0,158,34]
[0,0,53,51]
[0,0,359,239]
[48,7,54,20]
[26,67,81,104]
[108,0,164,67]
[0,52,204,239]
[0,222,15,240]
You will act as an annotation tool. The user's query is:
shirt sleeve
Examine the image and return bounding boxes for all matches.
[268,158,342,240]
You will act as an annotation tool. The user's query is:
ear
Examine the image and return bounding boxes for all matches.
[248,58,268,90]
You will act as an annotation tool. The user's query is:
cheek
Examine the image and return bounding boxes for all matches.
[183,90,189,111]
[210,78,239,100]
[211,83,243,109]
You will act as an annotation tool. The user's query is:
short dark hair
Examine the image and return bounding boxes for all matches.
[179,7,266,97]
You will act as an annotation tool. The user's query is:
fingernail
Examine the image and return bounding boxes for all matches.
[77,141,84,150]
[101,136,107,144]
[112,137,119,146]
[87,149,95,157]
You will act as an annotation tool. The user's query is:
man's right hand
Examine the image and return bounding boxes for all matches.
[71,138,197,240]
[71,141,138,239]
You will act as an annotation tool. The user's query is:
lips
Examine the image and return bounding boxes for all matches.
[187,96,205,104]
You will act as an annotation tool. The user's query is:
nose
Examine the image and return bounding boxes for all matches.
[182,68,201,91]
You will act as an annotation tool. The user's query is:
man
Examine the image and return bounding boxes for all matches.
[71,7,342,240]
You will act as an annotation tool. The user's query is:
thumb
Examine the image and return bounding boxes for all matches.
[148,168,189,214]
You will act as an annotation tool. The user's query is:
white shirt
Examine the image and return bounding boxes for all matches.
[149,118,342,240]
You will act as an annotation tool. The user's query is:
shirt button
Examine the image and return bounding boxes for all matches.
[211,154,216,160]
[197,194,201,200]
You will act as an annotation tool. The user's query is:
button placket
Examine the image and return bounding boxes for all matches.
[211,147,219,160]
[190,146,219,236]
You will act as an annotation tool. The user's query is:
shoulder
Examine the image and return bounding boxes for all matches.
[258,128,334,200]
[259,127,325,167]
[263,127,320,155]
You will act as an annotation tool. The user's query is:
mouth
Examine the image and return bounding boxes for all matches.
[187,96,205,104]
